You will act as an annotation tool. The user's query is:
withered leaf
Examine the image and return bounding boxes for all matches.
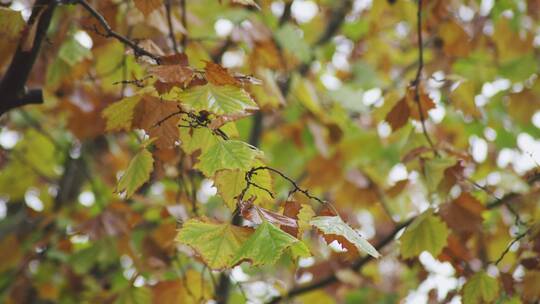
[385,97,410,131]
[204,61,240,86]
[440,192,485,234]
[134,96,181,149]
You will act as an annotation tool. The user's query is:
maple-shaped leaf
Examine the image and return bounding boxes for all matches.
[175,84,258,115]
[176,219,253,270]
[310,216,381,258]
[214,164,273,210]
[400,209,449,259]
[102,95,142,131]
[231,220,304,266]
[133,0,162,16]
[117,148,154,199]
[440,192,485,234]
[196,140,260,176]
[204,61,240,86]
[462,271,500,304]
[133,96,180,149]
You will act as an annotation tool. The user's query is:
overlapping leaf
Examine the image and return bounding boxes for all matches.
[177,219,253,270]
[231,220,306,266]
[175,84,258,115]
[462,271,500,304]
[102,95,142,131]
[310,216,380,258]
[400,209,449,259]
[116,148,154,198]
[197,140,261,176]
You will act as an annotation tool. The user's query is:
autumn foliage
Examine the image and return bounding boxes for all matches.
[1,0,540,303]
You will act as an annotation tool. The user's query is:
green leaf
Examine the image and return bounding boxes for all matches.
[214,162,273,210]
[179,127,220,155]
[175,84,258,115]
[232,221,301,266]
[462,271,500,304]
[424,157,456,192]
[400,210,449,259]
[0,8,24,66]
[177,219,253,270]
[58,37,91,66]
[115,287,151,304]
[102,95,142,131]
[310,216,381,258]
[289,240,311,259]
[116,149,154,198]
[197,140,260,176]
[275,24,311,62]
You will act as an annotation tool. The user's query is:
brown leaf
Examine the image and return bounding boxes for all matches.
[321,233,359,257]
[499,272,515,296]
[134,96,181,149]
[151,65,194,86]
[159,53,189,66]
[523,271,540,301]
[240,198,298,228]
[440,192,485,234]
[407,86,436,121]
[439,234,471,273]
[134,0,162,16]
[438,19,471,57]
[385,97,410,131]
[152,280,184,304]
[204,61,240,86]
[208,112,251,129]
[282,201,302,237]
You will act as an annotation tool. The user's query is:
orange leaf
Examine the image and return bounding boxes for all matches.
[440,192,485,234]
[406,86,435,121]
[134,96,181,149]
[385,97,410,131]
[134,0,162,16]
[204,61,240,86]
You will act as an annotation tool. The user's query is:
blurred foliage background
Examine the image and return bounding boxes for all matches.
[0,0,540,303]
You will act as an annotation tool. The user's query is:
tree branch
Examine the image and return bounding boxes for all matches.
[180,0,188,49]
[266,177,538,303]
[165,0,179,53]
[411,0,437,155]
[74,0,161,63]
[267,218,415,304]
[0,0,57,116]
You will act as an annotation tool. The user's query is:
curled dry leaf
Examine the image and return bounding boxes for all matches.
[240,197,298,228]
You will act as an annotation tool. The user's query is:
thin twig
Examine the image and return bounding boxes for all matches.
[267,218,415,304]
[493,228,531,266]
[412,0,437,156]
[267,181,532,303]
[165,0,179,53]
[180,0,188,49]
[75,0,161,63]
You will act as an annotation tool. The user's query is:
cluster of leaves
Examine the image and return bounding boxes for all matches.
[0,0,540,304]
